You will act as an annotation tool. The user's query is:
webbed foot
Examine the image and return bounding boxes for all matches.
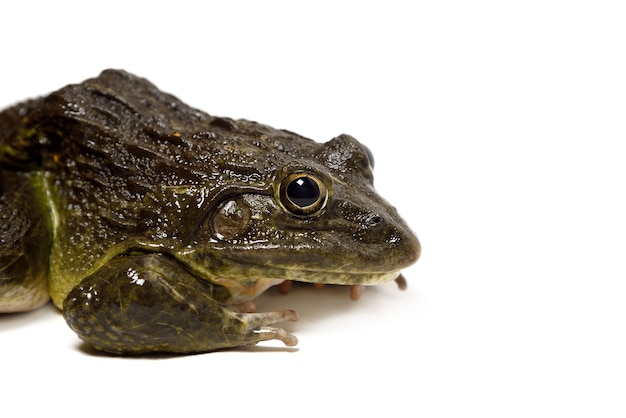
[63,254,299,355]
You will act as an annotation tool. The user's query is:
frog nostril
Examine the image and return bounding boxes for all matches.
[371,215,383,225]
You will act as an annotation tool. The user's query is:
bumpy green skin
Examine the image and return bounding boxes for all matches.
[0,70,420,354]
[63,254,292,354]
[0,170,51,312]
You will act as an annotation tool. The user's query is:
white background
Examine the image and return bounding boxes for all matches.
[1,1,625,417]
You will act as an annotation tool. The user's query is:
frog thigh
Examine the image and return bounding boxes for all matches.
[0,170,51,312]
[62,253,298,354]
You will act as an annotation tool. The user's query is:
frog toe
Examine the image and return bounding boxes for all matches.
[253,326,298,347]
[236,309,299,346]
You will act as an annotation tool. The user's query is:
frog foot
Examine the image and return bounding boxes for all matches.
[237,310,299,346]
[350,285,365,301]
[395,274,408,290]
[278,274,408,301]
[277,280,293,294]
[63,254,300,354]
[278,280,365,300]
[232,300,258,313]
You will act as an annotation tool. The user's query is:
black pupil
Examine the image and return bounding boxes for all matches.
[287,176,320,207]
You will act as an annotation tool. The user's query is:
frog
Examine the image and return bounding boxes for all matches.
[0,69,420,354]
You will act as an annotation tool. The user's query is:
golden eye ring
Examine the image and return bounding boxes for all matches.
[278,172,328,216]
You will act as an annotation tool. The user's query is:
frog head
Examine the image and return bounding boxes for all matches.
[181,133,420,290]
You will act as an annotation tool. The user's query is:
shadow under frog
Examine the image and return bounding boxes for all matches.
[0,70,420,355]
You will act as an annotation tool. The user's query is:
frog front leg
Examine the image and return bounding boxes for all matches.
[62,254,298,354]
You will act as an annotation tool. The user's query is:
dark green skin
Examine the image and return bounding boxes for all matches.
[0,70,420,354]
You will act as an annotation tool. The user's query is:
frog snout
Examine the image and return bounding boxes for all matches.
[353,210,420,272]
[404,227,421,266]
[383,219,421,271]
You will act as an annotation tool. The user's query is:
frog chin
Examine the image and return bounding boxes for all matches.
[209,270,401,305]
[282,268,402,286]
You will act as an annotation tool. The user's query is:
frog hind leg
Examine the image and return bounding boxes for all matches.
[62,253,298,355]
[0,169,52,312]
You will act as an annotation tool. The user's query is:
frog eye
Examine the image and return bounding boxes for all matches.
[278,172,328,216]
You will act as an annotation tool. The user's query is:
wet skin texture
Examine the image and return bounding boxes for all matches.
[0,70,420,354]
